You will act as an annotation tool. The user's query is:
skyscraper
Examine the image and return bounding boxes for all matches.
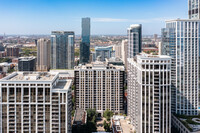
[113,44,122,58]
[127,24,142,58]
[51,31,75,69]
[127,54,171,133]
[75,61,124,115]
[0,72,72,133]
[189,0,200,19]
[80,17,90,64]
[162,19,200,115]
[121,39,128,68]
[37,38,51,71]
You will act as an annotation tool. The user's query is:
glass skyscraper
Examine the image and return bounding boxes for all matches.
[51,31,75,69]
[127,24,142,58]
[80,17,90,64]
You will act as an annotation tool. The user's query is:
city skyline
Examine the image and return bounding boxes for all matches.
[0,0,187,35]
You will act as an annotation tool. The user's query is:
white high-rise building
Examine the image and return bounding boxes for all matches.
[0,72,72,133]
[189,0,200,19]
[127,24,142,58]
[127,54,171,133]
[75,61,124,115]
[162,19,200,115]
[37,38,51,71]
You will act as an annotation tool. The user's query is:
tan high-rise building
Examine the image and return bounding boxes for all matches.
[74,61,124,115]
[113,44,122,58]
[121,39,128,68]
[37,39,51,71]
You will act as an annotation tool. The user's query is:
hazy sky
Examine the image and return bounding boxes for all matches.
[0,0,188,35]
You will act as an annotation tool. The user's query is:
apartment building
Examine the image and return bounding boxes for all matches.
[127,54,171,133]
[162,19,200,115]
[74,61,124,115]
[37,38,51,71]
[189,0,200,19]
[0,72,72,133]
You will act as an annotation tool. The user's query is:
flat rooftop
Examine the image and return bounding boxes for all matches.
[137,53,171,59]
[73,108,87,125]
[19,57,36,61]
[112,116,134,133]
[75,61,125,71]
[1,72,58,81]
[166,19,200,22]
[53,80,72,91]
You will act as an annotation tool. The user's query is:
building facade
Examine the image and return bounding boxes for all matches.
[162,19,200,115]
[94,46,114,61]
[18,57,36,71]
[37,38,51,71]
[127,54,171,133]
[189,0,200,19]
[127,24,142,58]
[6,46,19,58]
[51,31,75,69]
[74,61,124,115]
[121,39,128,69]
[80,17,90,64]
[0,72,72,133]
[113,44,122,59]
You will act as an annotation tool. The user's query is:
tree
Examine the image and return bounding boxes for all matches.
[87,109,97,121]
[85,109,97,133]
[103,109,113,121]
[71,110,75,117]
[103,120,111,132]
[72,85,75,90]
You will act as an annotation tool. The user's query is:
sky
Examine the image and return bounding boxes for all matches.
[0,0,188,35]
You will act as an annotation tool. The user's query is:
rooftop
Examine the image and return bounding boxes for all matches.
[95,46,113,50]
[137,53,171,59]
[106,57,123,62]
[111,116,134,133]
[75,61,124,71]
[50,70,74,78]
[166,19,200,22]
[1,72,58,81]
[73,108,87,125]
[53,80,72,91]
[19,56,36,61]
[175,114,200,132]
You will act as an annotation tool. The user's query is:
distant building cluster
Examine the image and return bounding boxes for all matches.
[0,0,200,133]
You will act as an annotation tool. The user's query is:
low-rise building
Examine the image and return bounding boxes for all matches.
[111,115,133,133]
[72,108,87,133]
